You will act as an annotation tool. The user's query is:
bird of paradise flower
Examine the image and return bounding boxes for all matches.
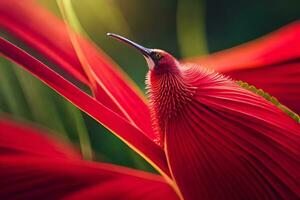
[0,0,300,200]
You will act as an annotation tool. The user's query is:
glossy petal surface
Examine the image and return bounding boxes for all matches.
[0,118,79,159]
[0,118,178,200]
[164,66,300,200]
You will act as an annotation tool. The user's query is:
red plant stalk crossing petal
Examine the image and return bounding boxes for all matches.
[0,0,156,142]
[0,37,170,177]
[0,118,179,200]
[148,65,300,200]
[186,21,300,115]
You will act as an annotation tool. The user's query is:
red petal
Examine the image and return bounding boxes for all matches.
[225,61,300,115]
[0,118,178,200]
[0,117,79,159]
[0,157,178,200]
[0,37,170,177]
[165,68,300,200]
[186,21,300,114]
[188,21,300,72]
[0,0,88,85]
[0,0,155,141]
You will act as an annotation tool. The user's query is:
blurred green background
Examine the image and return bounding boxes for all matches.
[0,0,299,172]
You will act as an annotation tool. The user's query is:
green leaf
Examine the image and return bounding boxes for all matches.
[0,58,30,118]
[12,64,68,137]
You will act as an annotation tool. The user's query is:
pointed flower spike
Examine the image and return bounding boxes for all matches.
[0,117,179,200]
[107,33,152,58]
[0,37,170,177]
[107,33,158,71]
[107,33,152,57]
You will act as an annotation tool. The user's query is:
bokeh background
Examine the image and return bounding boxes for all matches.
[1,0,299,172]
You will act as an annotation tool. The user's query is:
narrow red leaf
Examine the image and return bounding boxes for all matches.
[0,37,170,177]
[164,67,300,200]
[186,21,300,114]
[0,118,178,200]
[0,0,155,141]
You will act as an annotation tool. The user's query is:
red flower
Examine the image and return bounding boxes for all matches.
[0,118,178,199]
[0,1,299,199]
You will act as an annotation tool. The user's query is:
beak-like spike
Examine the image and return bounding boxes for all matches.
[107,33,152,57]
[107,33,156,69]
